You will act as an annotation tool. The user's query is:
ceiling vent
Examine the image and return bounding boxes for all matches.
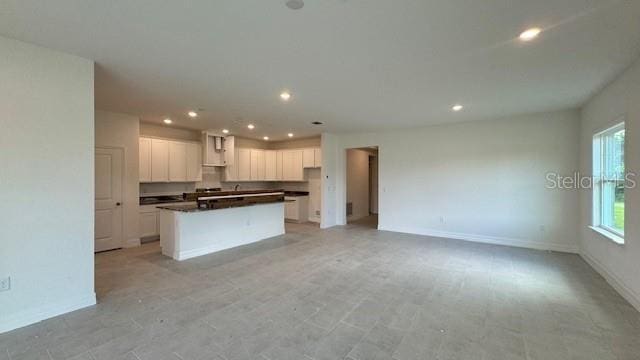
[286,0,304,10]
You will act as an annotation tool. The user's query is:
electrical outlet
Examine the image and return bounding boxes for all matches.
[0,277,10,292]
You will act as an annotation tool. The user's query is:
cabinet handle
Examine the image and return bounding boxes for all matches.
[116,202,121,206]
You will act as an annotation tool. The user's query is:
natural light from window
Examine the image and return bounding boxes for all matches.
[592,122,625,243]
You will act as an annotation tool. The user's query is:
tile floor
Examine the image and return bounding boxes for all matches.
[2,222,639,360]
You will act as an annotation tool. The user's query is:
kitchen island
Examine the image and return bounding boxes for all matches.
[158,190,285,261]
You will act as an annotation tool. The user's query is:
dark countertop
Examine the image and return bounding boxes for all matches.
[140,195,186,205]
[158,199,284,213]
[284,191,309,197]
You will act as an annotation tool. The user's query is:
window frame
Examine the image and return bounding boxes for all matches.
[591,121,625,244]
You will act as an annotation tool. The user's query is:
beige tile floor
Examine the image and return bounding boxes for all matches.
[2,222,639,360]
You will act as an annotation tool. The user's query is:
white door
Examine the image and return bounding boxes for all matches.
[95,147,123,252]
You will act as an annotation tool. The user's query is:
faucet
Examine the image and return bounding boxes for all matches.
[234,184,240,191]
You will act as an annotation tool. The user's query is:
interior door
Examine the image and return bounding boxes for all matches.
[95,147,124,252]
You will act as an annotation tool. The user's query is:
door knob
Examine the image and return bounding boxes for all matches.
[116,202,121,206]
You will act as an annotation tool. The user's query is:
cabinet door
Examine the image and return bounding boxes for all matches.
[139,138,152,182]
[186,143,202,181]
[276,151,284,180]
[224,136,235,166]
[285,200,298,220]
[314,148,322,168]
[282,150,292,180]
[292,150,304,180]
[140,211,159,238]
[265,150,277,180]
[237,148,251,180]
[151,139,169,182]
[250,149,265,180]
[225,148,238,181]
[169,141,187,182]
[303,148,315,168]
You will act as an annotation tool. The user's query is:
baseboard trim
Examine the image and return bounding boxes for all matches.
[377,225,579,254]
[581,251,640,312]
[0,292,96,334]
[124,237,141,248]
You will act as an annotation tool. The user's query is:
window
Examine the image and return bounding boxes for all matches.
[592,122,625,242]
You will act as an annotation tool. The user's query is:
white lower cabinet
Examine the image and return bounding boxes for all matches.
[284,196,309,222]
[140,202,196,240]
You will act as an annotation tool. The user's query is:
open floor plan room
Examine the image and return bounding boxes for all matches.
[2,1,640,359]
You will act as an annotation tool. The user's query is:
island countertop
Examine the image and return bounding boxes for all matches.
[158,190,285,212]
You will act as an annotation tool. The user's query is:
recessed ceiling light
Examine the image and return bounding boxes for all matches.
[285,0,304,10]
[288,133,294,138]
[519,27,541,41]
[452,104,463,112]
[188,111,198,118]
[247,124,255,130]
[280,91,291,101]
[263,136,270,141]
[163,118,173,124]
[222,129,229,134]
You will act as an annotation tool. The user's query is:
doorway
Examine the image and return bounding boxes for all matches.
[346,147,378,228]
[94,147,124,252]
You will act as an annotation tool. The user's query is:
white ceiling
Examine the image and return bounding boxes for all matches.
[1,0,640,140]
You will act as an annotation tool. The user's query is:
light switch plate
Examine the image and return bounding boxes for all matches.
[0,276,10,292]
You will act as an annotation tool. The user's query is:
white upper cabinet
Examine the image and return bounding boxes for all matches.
[281,149,304,181]
[168,141,187,182]
[140,137,202,183]
[276,151,284,180]
[221,146,320,182]
[139,137,152,182]
[224,136,235,166]
[314,148,322,167]
[186,142,202,182]
[292,150,304,180]
[151,139,169,182]
[250,149,265,181]
[265,150,277,180]
[225,148,239,181]
[237,148,251,181]
[303,148,315,168]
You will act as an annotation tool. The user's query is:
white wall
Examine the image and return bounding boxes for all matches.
[347,149,371,220]
[323,110,581,252]
[321,133,338,228]
[579,57,640,311]
[95,110,140,247]
[0,36,95,333]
